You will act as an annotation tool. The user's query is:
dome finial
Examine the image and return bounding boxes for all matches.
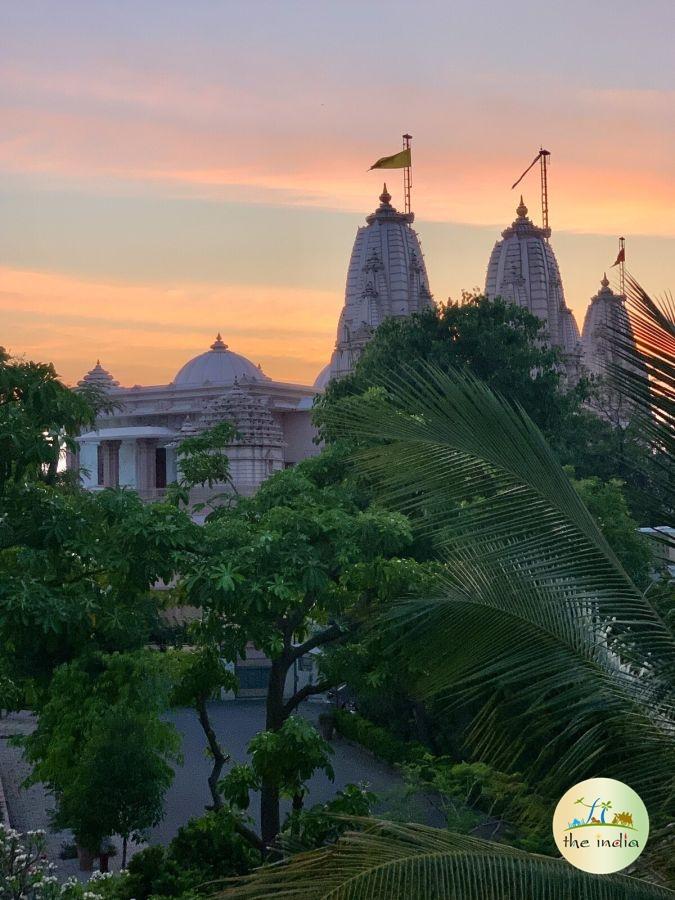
[379,183,391,205]
[601,272,609,288]
[516,195,528,218]
[210,333,228,351]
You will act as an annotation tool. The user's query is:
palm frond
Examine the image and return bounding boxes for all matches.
[323,365,675,810]
[607,272,675,468]
[220,820,675,899]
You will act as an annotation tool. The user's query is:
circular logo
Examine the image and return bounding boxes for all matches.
[553,778,649,874]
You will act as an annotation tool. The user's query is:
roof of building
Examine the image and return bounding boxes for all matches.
[172,334,270,387]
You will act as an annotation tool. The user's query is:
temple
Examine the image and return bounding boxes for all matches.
[485,197,583,380]
[73,335,318,506]
[73,185,636,502]
[316,183,433,387]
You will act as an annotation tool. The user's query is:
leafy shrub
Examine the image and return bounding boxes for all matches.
[281,783,376,851]
[333,710,425,766]
[119,809,260,899]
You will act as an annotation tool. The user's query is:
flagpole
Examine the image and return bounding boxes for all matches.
[619,236,625,297]
[402,133,412,215]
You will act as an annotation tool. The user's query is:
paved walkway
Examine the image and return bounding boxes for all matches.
[0,700,441,872]
[153,699,439,844]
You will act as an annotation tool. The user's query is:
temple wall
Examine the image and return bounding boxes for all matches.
[279,410,320,464]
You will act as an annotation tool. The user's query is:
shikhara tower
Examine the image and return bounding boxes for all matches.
[485,197,582,379]
[316,184,433,386]
[582,273,631,377]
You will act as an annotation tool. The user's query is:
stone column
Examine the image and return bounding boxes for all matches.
[100,440,120,488]
[135,439,157,495]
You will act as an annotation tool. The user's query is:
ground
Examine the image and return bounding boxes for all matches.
[0,699,439,878]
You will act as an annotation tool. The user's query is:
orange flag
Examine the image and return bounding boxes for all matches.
[611,247,625,267]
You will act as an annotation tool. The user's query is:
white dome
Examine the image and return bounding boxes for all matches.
[313,363,331,391]
[173,334,269,387]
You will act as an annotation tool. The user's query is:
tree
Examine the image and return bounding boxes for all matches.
[0,349,105,491]
[21,651,180,864]
[220,716,335,818]
[220,362,674,897]
[314,295,668,525]
[314,296,586,451]
[168,645,237,813]
[0,483,198,694]
[605,275,675,530]
[178,444,431,848]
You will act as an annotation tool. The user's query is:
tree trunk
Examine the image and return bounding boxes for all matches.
[196,695,229,810]
[260,656,289,848]
[122,836,128,869]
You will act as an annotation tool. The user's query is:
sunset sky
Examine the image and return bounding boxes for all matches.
[2,1,674,387]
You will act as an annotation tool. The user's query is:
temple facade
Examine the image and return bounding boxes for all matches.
[73,335,318,507]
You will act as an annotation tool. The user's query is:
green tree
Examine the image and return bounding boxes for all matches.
[178,445,430,848]
[220,716,335,818]
[21,651,180,864]
[0,483,197,693]
[220,362,674,898]
[0,349,105,491]
[168,645,237,813]
[314,296,585,450]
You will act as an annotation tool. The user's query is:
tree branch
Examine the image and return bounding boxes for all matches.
[288,623,343,664]
[234,819,265,853]
[283,679,333,716]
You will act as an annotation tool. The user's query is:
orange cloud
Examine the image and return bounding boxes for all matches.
[0,266,341,387]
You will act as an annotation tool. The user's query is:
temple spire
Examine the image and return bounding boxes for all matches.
[210,333,228,351]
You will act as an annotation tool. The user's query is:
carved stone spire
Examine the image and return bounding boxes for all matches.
[77,360,120,389]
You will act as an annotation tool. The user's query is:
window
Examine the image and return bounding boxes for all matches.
[155,447,167,488]
[97,445,104,485]
[235,666,270,690]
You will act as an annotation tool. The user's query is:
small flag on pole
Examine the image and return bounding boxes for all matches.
[611,247,625,267]
[369,148,411,170]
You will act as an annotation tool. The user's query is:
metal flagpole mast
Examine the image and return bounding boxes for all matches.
[539,148,551,235]
[403,133,412,215]
[619,236,626,296]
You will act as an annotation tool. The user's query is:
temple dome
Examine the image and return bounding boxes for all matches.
[173,334,269,387]
[327,184,434,380]
[485,197,580,356]
[313,363,331,391]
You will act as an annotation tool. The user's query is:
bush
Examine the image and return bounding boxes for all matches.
[333,710,425,766]
[119,809,260,899]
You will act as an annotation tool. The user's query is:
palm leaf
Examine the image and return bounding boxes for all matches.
[606,273,675,529]
[323,365,675,811]
[220,819,675,898]
[607,273,675,455]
